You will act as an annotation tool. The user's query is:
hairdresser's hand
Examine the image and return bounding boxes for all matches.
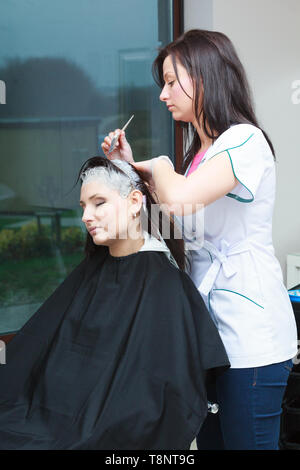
[101,130,134,163]
[132,160,156,194]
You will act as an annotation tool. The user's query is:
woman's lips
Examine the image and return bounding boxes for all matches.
[89,227,97,235]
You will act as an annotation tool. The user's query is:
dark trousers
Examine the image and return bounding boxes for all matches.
[197,359,293,450]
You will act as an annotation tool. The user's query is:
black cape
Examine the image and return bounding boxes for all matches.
[0,247,230,450]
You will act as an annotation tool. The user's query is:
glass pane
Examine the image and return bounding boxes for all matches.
[0,0,174,335]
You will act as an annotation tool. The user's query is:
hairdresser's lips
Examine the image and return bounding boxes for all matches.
[88,227,98,235]
[167,105,175,110]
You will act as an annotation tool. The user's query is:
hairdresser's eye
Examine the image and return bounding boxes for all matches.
[168,80,175,87]
[96,203,104,207]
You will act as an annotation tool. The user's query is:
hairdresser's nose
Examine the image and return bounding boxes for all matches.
[159,83,169,102]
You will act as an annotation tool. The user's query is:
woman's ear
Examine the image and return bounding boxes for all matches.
[129,190,143,217]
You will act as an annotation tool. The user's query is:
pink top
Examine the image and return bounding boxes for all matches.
[186,150,207,176]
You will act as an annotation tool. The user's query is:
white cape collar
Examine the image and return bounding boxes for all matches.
[139,231,179,268]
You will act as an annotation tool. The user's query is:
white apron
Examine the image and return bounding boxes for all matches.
[176,123,298,368]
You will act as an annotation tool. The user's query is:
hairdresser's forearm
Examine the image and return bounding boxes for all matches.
[152,159,186,207]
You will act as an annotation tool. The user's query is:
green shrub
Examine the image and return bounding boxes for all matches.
[0,221,52,261]
[0,229,17,261]
[0,221,85,262]
[60,226,85,254]
[18,221,52,258]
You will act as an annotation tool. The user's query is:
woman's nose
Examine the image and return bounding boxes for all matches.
[159,84,169,102]
[81,208,93,223]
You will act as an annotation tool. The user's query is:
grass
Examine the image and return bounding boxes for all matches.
[0,251,85,307]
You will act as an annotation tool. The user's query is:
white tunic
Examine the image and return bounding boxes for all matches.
[181,123,298,368]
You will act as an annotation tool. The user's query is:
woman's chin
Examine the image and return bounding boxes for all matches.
[92,231,111,245]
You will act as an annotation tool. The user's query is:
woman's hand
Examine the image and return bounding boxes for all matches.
[101,130,134,163]
[132,160,156,194]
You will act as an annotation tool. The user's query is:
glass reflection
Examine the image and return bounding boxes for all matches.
[0,0,174,335]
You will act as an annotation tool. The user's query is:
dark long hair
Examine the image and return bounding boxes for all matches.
[73,156,188,271]
[152,29,276,174]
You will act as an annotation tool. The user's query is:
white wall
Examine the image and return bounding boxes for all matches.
[184,0,300,284]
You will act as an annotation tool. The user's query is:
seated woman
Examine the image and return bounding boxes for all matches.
[0,156,229,450]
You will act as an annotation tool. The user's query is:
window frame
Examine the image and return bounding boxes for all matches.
[173,0,184,173]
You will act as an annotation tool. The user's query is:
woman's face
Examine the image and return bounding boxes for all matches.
[159,55,196,123]
[80,179,137,246]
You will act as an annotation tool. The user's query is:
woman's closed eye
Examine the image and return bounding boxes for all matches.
[80,202,104,213]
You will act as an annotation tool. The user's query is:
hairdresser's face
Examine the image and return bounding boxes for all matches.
[80,180,136,246]
[160,55,195,123]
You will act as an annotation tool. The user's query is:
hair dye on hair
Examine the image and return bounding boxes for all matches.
[72,156,189,271]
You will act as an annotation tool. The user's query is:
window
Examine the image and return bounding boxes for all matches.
[0,0,182,337]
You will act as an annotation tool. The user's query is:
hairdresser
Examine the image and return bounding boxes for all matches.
[101,29,297,450]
